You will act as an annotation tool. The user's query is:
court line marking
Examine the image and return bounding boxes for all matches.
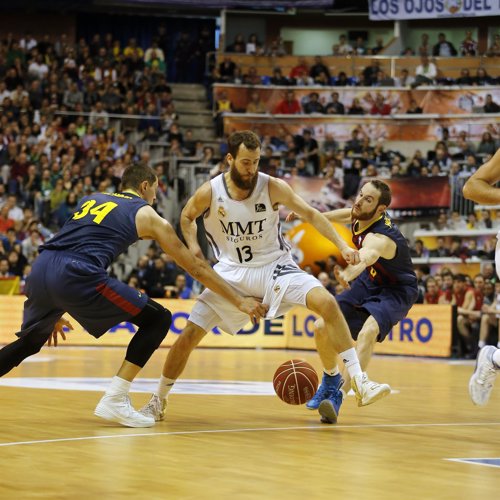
[1,421,500,448]
[445,458,500,469]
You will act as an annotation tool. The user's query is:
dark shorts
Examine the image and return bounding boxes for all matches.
[17,250,148,341]
[336,276,418,342]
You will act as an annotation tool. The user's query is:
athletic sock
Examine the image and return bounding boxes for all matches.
[157,375,176,400]
[492,348,500,369]
[340,347,362,378]
[106,376,131,397]
[478,340,486,349]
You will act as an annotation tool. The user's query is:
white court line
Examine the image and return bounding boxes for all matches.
[445,458,500,469]
[1,421,500,448]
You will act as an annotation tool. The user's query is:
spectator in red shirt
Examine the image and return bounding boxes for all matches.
[274,90,301,114]
[424,277,440,304]
[370,94,392,116]
[289,57,309,79]
[438,270,454,304]
[0,205,15,233]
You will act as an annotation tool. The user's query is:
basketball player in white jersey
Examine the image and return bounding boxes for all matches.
[141,130,390,420]
[463,148,500,405]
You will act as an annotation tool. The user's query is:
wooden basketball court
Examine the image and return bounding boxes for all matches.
[0,346,499,499]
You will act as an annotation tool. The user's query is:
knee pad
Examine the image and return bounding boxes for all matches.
[131,299,172,345]
[126,300,172,367]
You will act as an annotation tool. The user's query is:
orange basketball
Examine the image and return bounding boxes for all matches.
[286,221,353,272]
[273,359,319,405]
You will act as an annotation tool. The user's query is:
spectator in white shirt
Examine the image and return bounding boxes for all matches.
[20,32,37,51]
[144,40,165,63]
[335,34,353,55]
[414,55,437,87]
[28,55,49,81]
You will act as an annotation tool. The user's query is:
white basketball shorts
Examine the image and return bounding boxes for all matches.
[189,254,322,334]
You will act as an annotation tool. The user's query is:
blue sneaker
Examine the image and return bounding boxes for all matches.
[318,389,343,424]
[306,373,343,410]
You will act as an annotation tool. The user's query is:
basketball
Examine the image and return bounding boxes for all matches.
[273,359,319,405]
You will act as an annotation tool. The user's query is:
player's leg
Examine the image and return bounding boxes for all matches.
[0,253,63,376]
[478,314,496,350]
[306,288,368,411]
[340,316,380,394]
[469,345,500,406]
[0,326,58,377]
[140,301,219,421]
[305,286,390,408]
[305,318,344,416]
[94,298,172,428]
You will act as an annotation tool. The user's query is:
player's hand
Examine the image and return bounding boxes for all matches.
[341,247,360,265]
[285,212,299,223]
[238,298,269,325]
[47,317,74,347]
[334,265,350,290]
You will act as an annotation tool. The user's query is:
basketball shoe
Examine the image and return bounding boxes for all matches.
[318,389,343,424]
[306,372,343,410]
[469,346,499,406]
[94,394,155,428]
[139,394,168,421]
[351,372,391,407]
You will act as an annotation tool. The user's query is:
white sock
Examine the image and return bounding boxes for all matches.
[478,340,486,349]
[106,376,131,397]
[339,347,362,378]
[324,366,340,377]
[492,348,500,369]
[157,375,176,400]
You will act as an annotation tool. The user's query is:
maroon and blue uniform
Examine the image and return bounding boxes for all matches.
[337,212,418,341]
[18,192,149,341]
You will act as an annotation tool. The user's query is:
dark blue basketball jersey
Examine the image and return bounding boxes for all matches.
[40,192,148,269]
[351,212,417,289]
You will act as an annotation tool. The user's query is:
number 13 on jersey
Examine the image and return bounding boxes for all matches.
[236,245,253,263]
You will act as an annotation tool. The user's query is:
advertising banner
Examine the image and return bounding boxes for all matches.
[0,297,453,357]
[214,84,500,118]
[220,113,498,143]
[369,0,500,21]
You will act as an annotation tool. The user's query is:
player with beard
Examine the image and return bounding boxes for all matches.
[140,131,391,421]
[290,180,418,423]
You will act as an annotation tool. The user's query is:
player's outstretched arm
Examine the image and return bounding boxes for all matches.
[285,207,351,224]
[180,181,212,259]
[270,178,357,264]
[463,149,500,204]
[136,206,268,322]
[336,233,396,285]
[322,208,352,223]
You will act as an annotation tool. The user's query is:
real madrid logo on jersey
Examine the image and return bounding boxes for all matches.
[218,206,226,217]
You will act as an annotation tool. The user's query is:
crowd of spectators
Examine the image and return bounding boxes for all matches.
[1,27,499,315]
[225,31,500,58]
[0,29,220,296]
[215,53,499,89]
[216,30,500,90]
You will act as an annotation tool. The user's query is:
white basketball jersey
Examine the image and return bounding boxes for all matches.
[203,173,291,267]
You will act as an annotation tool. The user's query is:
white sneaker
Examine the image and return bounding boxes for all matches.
[469,346,499,406]
[94,394,155,428]
[139,394,167,422]
[351,372,391,407]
